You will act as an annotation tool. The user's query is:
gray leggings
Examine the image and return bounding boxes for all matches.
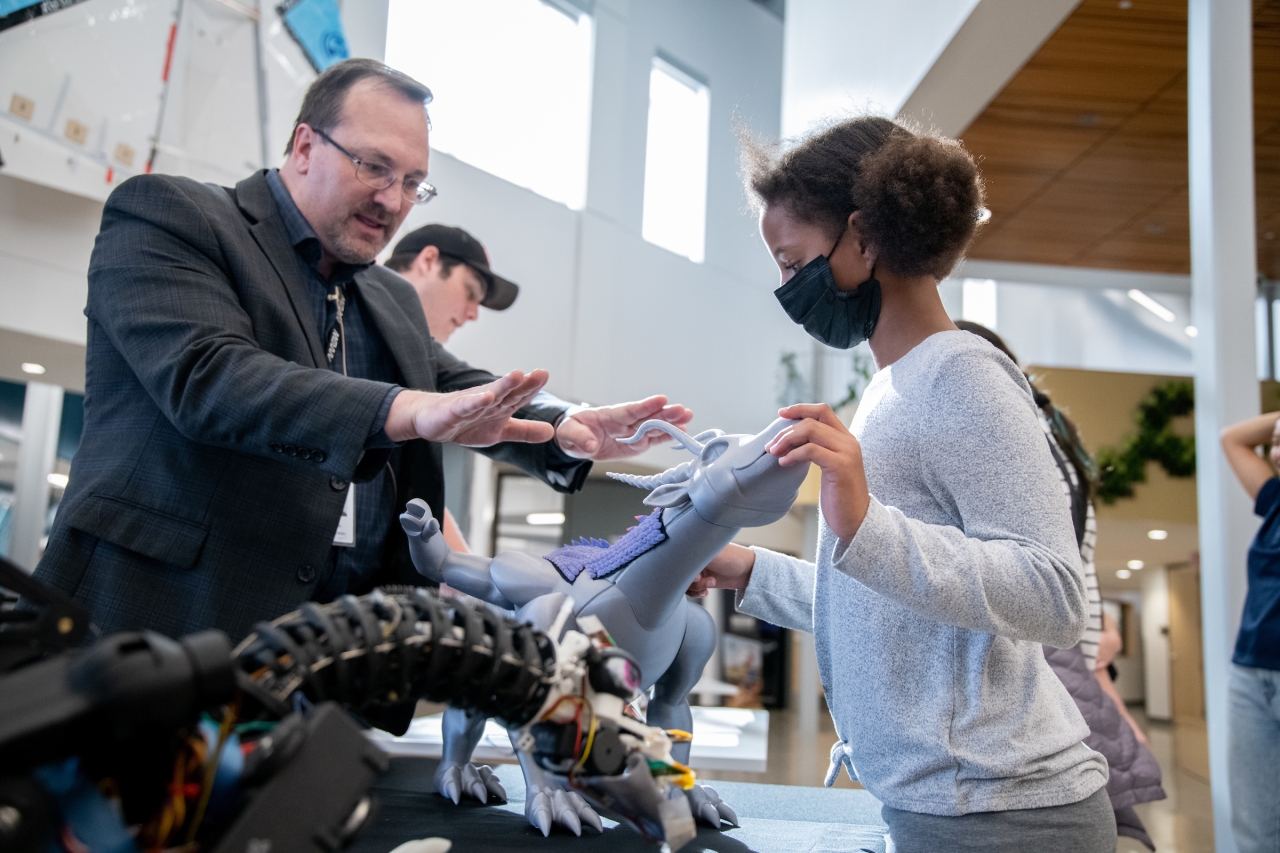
[881,787,1116,853]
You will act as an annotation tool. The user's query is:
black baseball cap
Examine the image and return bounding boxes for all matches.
[388,224,519,310]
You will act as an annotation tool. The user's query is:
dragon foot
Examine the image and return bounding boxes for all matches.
[686,784,739,829]
[525,786,604,837]
[435,762,507,806]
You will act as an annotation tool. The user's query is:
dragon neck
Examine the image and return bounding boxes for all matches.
[612,502,740,630]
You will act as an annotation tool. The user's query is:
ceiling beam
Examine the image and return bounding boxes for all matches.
[898,0,1082,137]
[954,258,1191,295]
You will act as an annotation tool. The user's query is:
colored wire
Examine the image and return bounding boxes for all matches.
[184,700,238,845]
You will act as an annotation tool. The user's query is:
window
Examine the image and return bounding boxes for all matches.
[385,0,594,209]
[961,278,998,330]
[641,55,710,264]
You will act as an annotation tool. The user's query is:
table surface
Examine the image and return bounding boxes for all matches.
[367,707,770,773]
[350,757,889,853]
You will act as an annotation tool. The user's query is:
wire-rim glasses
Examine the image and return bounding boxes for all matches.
[313,127,437,205]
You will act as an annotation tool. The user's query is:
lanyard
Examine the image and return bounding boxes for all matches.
[326,285,348,377]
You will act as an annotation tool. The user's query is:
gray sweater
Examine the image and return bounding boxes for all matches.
[738,330,1108,816]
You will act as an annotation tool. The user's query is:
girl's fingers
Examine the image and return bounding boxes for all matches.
[767,420,854,457]
[778,442,841,470]
[778,403,844,429]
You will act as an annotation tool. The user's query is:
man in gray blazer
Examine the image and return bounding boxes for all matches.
[32,59,689,643]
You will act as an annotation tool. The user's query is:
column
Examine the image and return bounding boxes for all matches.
[8,382,63,572]
[1188,1,1257,850]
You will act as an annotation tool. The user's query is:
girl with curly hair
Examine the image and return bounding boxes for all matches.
[688,117,1115,852]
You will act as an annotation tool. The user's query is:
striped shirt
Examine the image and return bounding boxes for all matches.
[1039,409,1103,670]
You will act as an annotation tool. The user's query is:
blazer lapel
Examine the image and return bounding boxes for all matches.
[233,172,326,367]
[353,273,436,391]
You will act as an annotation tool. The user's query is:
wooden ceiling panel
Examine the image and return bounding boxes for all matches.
[958,0,1278,279]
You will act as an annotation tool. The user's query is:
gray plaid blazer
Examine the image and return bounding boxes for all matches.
[33,170,588,642]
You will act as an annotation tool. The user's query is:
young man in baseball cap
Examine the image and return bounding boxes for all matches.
[386,224,519,343]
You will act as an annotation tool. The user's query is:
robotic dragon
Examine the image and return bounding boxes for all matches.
[400,416,810,840]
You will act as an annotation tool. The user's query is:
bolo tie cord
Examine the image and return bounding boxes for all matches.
[328,284,398,496]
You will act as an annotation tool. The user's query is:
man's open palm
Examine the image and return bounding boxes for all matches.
[555,395,693,460]
[387,370,555,446]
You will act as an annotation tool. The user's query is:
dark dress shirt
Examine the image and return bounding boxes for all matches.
[266,170,402,598]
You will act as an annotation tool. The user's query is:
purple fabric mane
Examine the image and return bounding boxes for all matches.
[546,509,668,583]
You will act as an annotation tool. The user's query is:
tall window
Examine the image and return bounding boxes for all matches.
[385,0,594,210]
[641,55,710,264]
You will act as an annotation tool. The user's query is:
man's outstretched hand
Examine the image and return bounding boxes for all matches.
[554,395,693,460]
[385,369,555,446]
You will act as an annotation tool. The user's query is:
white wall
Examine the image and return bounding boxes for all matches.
[781,0,979,135]
[0,174,100,346]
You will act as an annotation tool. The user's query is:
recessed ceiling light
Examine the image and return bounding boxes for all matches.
[1116,569,1132,579]
[976,208,992,224]
[47,472,68,489]
[1148,529,1168,540]
[526,512,565,526]
[1127,559,1145,570]
[21,362,46,375]
[1185,325,1198,337]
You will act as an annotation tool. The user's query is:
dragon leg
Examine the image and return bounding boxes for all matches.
[646,602,738,830]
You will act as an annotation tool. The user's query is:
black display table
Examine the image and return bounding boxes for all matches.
[350,758,888,853]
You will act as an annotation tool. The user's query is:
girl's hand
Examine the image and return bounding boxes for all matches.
[687,544,757,597]
[771,404,870,542]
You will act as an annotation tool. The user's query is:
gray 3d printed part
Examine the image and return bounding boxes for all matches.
[400,417,808,843]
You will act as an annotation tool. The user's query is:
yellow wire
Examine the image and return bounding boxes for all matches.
[572,710,598,774]
[184,704,237,845]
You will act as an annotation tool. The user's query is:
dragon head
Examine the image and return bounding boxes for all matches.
[607,418,810,528]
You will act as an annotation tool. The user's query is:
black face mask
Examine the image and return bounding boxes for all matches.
[774,236,881,350]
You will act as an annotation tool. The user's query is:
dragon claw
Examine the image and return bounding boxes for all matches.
[437,763,505,806]
[526,786,601,837]
[441,770,461,806]
[687,783,738,829]
[529,791,553,837]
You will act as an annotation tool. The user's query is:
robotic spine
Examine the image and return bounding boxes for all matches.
[0,562,703,853]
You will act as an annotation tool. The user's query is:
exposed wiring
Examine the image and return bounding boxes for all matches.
[184,701,239,845]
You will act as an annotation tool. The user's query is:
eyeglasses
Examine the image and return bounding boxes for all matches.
[313,127,437,205]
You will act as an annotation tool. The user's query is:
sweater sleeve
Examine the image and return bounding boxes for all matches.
[734,547,817,633]
[829,350,1088,648]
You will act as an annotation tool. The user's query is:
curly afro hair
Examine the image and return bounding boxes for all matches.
[741,116,986,280]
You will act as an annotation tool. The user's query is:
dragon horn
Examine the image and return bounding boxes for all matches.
[617,420,705,454]
[606,461,695,490]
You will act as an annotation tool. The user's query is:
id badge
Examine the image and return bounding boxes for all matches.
[333,484,356,547]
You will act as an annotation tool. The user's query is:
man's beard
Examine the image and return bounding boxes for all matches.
[322,202,395,265]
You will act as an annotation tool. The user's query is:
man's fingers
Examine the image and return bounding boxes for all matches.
[556,419,600,455]
[449,388,498,419]
[616,395,669,423]
[498,418,555,444]
[659,404,695,426]
[485,369,544,409]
